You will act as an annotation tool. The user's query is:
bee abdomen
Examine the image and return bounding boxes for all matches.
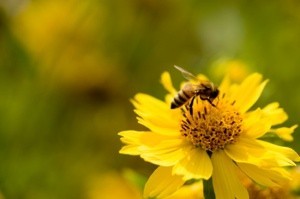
[171,90,191,109]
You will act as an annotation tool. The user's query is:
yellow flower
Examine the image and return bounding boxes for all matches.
[210,59,251,82]
[241,166,300,199]
[86,171,142,199]
[119,69,299,199]
[165,181,204,199]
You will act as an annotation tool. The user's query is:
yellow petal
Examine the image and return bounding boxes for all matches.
[133,93,168,111]
[225,136,265,165]
[243,103,289,138]
[257,140,300,165]
[119,130,187,166]
[140,140,189,166]
[211,151,249,199]
[243,105,289,138]
[238,163,290,187]
[165,94,176,105]
[262,102,280,111]
[218,75,231,94]
[119,130,172,147]
[132,93,181,135]
[136,117,181,136]
[244,118,271,138]
[160,72,179,104]
[161,71,177,95]
[269,125,298,142]
[225,136,299,167]
[262,102,288,126]
[243,108,269,138]
[119,131,164,155]
[144,166,185,199]
[165,181,203,199]
[230,73,268,113]
[173,147,212,180]
[243,108,262,130]
[119,145,141,155]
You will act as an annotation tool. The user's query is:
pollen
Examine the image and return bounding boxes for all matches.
[180,96,243,152]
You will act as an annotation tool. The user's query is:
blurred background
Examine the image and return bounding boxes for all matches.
[0,0,300,198]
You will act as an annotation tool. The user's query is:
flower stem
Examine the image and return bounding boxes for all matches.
[203,178,215,199]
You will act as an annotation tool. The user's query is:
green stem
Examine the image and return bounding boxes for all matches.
[203,178,215,199]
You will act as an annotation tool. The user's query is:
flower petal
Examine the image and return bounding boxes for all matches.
[140,140,189,166]
[218,75,231,94]
[225,136,299,167]
[211,151,249,199]
[132,93,181,136]
[256,140,300,164]
[230,73,268,113]
[262,102,288,126]
[243,104,291,139]
[269,125,298,142]
[165,181,203,199]
[119,130,187,166]
[161,71,177,95]
[119,131,165,155]
[144,166,185,199]
[225,136,266,165]
[173,147,212,180]
[238,163,291,187]
[136,117,181,136]
[243,107,272,138]
[243,108,262,130]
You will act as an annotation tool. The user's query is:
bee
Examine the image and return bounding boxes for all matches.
[171,65,219,110]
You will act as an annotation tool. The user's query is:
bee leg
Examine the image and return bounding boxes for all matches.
[189,96,196,116]
[200,96,215,107]
[208,99,216,107]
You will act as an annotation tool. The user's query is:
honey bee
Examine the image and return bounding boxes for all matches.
[171,65,219,109]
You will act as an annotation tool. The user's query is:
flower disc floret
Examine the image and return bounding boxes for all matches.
[181,97,243,152]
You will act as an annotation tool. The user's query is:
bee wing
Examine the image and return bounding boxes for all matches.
[174,65,198,81]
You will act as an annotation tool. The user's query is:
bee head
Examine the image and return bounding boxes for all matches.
[210,88,219,100]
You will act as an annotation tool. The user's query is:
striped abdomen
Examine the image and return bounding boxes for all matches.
[171,84,195,109]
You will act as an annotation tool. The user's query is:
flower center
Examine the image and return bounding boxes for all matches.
[180,96,243,152]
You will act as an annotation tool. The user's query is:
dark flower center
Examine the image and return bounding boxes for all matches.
[180,96,243,152]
